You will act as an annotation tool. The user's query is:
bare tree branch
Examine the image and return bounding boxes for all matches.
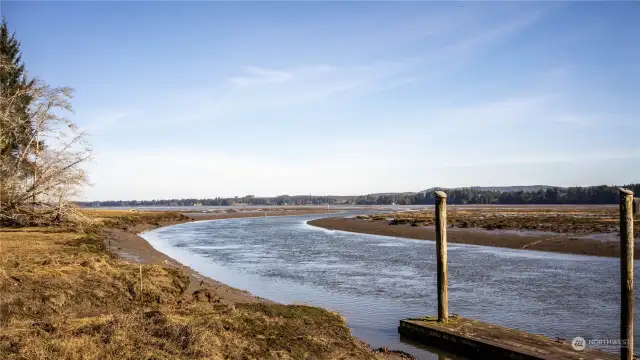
[1,57,92,227]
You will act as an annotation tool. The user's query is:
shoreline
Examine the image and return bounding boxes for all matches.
[103,210,414,360]
[103,209,342,303]
[308,217,637,259]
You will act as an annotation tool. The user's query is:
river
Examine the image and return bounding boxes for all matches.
[140,212,636,359]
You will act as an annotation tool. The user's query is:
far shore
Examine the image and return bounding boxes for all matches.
[308,217,637,259]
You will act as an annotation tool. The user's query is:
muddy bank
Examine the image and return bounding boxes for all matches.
[309,217,638,259]
[105,227,267,303]
[102,208,342,304]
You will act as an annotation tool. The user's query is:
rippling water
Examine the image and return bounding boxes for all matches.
[141,212,637,359]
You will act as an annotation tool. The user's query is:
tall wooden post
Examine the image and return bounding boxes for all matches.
[435,191,448,322]
[620,188,634,360]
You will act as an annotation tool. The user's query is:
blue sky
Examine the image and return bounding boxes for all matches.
[3,1,639,200]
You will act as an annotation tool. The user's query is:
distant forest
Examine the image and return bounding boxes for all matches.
[78,183,640,207]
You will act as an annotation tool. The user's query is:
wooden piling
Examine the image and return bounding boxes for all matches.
[434,190,448,322]
[619,188,634,360]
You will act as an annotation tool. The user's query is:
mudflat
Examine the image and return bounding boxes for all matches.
[308,206,639,259]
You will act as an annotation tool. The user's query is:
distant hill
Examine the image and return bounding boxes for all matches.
[421,185,556,193]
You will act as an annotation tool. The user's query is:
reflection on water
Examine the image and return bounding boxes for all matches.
[141,212,637,360]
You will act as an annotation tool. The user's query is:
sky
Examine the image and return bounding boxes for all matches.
[2,1,639,200]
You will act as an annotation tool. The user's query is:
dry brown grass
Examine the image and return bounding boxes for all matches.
[0,213,378,360]
[81,210,187,227]
[81,209,159,217]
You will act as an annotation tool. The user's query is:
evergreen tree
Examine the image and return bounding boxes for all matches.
[0,17,35,160]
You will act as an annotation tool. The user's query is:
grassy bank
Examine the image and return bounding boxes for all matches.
[309,206,638,258]
[0,211,395,360]
[359,206,634,234]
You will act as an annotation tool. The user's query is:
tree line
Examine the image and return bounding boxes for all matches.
[79,183,640,207]
[79,195,350,207]
[354,184,640,205]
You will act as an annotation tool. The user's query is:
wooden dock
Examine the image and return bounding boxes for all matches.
[399,190,635,359]
[399,316,620,360]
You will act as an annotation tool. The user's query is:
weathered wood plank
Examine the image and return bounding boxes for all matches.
[399,316,619,360]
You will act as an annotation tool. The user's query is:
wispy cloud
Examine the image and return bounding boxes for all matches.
[155,59,415,124]
[96,10,549,130]
[445,10,543,56]
[230,66,293,88]
[229,65,337,88]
